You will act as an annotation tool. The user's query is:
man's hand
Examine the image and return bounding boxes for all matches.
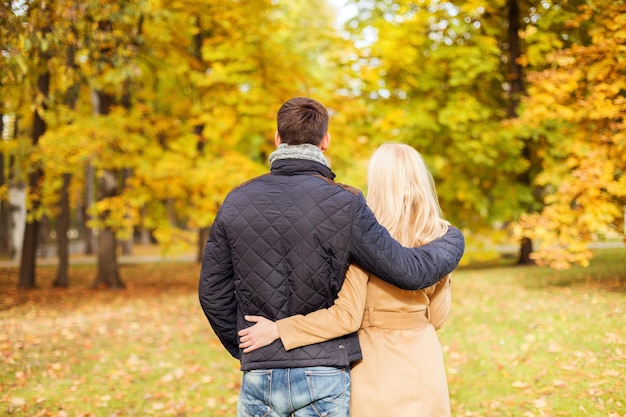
[238,315,280,353]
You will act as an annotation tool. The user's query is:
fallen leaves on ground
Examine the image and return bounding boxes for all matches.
[1,263,240,416]
[1,252,625,416]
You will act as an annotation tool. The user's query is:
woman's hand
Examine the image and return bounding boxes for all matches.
[238,315,280,353]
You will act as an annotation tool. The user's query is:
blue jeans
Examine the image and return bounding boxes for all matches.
[237,366,350,417]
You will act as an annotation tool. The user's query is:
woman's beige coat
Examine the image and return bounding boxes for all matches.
[277,265,452,417]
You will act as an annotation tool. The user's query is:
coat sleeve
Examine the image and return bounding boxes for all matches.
[349,194,465,290]
[277,264,369,350]
[427,274,451,330]
[198,216,240,359]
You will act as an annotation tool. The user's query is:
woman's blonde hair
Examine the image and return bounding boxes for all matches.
[367,142,448,247]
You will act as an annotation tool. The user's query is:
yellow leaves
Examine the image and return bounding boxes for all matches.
[135,151,193,199]
[512,199,613,269]
[151,227,196,256]
[523,84,574,125]
[520,24,537,40]
[90,195,136,238]
[553,53,576,68]
[516,2,626,269]
[586,60,613,82]
[523,16,624,126]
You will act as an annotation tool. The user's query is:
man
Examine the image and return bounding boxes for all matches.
[199,97,465,417]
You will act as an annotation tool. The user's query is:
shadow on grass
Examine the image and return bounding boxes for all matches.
[456,247,625,293]
[1,248,624,313]
[513,248,624,291]
[457,253,519,271]
[0,262,201,312]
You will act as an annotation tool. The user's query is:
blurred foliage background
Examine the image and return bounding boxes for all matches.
[1,0,624,288]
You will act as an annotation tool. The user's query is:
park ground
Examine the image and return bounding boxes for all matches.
[0,247,624,416]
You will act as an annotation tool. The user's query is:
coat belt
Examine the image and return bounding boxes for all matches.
[361,308,430,330]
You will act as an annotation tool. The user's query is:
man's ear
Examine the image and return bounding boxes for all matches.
[320,132,331,151]
[274,131,281,147]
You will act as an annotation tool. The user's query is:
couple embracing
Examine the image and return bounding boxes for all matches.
[199,97,464,417]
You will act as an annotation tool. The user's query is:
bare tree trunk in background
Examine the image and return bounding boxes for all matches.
[137,211,151,245]
[119,236,133,255]
[83,164,95,254]
[193,20,209,263]
[54,33,81,286]
[195,124,209,263]
[53,173,71,287]
[19,71,50,289]
[519,237,534,265]
[507,0,524,120]
[96,224,122,288]
[93,169,124,289]
[506,0,535,265]
[118,89,133,256]
[91,89,124,289]
[197,226,209,263]
[119,166,132,256]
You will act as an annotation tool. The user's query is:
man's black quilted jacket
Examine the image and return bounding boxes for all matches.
[199,158,465,371]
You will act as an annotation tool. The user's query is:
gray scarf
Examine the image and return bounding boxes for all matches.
[268,143,329,167]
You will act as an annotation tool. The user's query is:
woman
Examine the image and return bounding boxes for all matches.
[238,142,454,416]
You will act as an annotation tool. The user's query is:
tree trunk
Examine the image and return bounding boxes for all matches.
[507,0,534,266]
[83,164,95,254]
[507,0,524,119]
[53,27,81,285]
[94,227,124,289]
[120,239,133,256]
[92,169,125,289]
[91,89,124,289]
[18,71,50,289]
[139,227,152,246]
[119,168,133,256]
[53,173,71,287]
[19,221,39,289]
[197,227,209,263]
[194,124,207,262]
[517,237,535,266]
[192,21,208,264]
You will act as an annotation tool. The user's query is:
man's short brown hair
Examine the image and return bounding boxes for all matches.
[277,97,329,146]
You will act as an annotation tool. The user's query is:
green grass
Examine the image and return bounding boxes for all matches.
[1,264,241,416]
[1,250,624,416]
[440,248,625,416]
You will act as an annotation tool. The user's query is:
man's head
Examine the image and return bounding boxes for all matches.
[276,97,330,148]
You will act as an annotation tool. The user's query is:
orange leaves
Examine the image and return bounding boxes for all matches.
[513,1,626,268]
[1,262,242,416]
[519,150,621,266]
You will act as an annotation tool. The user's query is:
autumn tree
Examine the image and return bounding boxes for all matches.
[338,1,529,260]
[28,0,150,288]
[335,0,620,268]
[144,0,354,259]
[32,0,353,289]
[513,0,626,268]
[51,2,82,288]
[6,0,56,289]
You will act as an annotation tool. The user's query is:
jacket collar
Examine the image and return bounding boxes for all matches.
[270,159,336,180]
